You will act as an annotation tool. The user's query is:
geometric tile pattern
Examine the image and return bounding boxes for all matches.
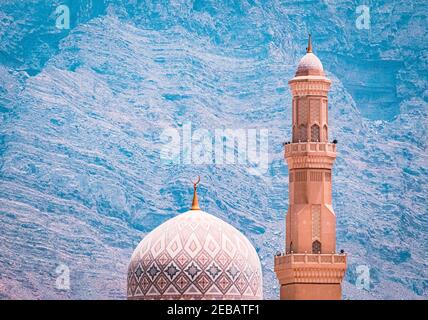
[310,100,320,124]
[298,124,307,142]
[298,99,308,125]
[310,124,320,142]
[127,210,263,300]
[311,204,321,240]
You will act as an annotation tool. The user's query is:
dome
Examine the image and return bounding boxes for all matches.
[296,52,324,76]
[127,181,263,300]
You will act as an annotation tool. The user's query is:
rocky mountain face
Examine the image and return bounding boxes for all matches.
[0,0,426,299]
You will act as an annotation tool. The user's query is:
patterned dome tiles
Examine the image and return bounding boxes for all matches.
[128,210,262,300]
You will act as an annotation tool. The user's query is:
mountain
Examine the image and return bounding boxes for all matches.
[0,0,426,299]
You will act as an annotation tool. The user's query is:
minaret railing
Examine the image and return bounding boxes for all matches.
[274,253,346,266]
[284,142,336,155]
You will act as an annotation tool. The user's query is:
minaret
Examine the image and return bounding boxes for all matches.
[274,35,347,300]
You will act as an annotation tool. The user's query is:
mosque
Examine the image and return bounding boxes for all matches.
[126,36,347,300]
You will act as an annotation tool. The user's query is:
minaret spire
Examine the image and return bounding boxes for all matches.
[191,176,201,210]
[306,33,313,53]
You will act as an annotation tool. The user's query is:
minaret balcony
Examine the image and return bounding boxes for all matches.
[274,253,347,284]
[285,142,336,156]
[284,142,337,168]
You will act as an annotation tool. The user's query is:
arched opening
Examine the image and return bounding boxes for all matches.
[298,124,307,142]
[312,240,321,254]
[311,124,320,142]
[323,125,328,142]
[292,125,297,143]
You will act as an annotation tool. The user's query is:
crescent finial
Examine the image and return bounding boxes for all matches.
[191,175,201,187]
[190,176,201,210]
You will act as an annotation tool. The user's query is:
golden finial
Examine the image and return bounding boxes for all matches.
[190,176,201,210]
[306,33,313,53]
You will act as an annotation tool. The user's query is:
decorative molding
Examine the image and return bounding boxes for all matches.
[286,156,336,170]
[289,78,331,97]
[274,254,347,285]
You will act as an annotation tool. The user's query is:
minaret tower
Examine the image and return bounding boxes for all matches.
[274,35,347,300]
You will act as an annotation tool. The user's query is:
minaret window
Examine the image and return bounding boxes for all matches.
[311,124,320,142]
[298,124,307,142]
[312,240,321,254]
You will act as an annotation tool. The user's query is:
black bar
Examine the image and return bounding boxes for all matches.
[0,300,423,319]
